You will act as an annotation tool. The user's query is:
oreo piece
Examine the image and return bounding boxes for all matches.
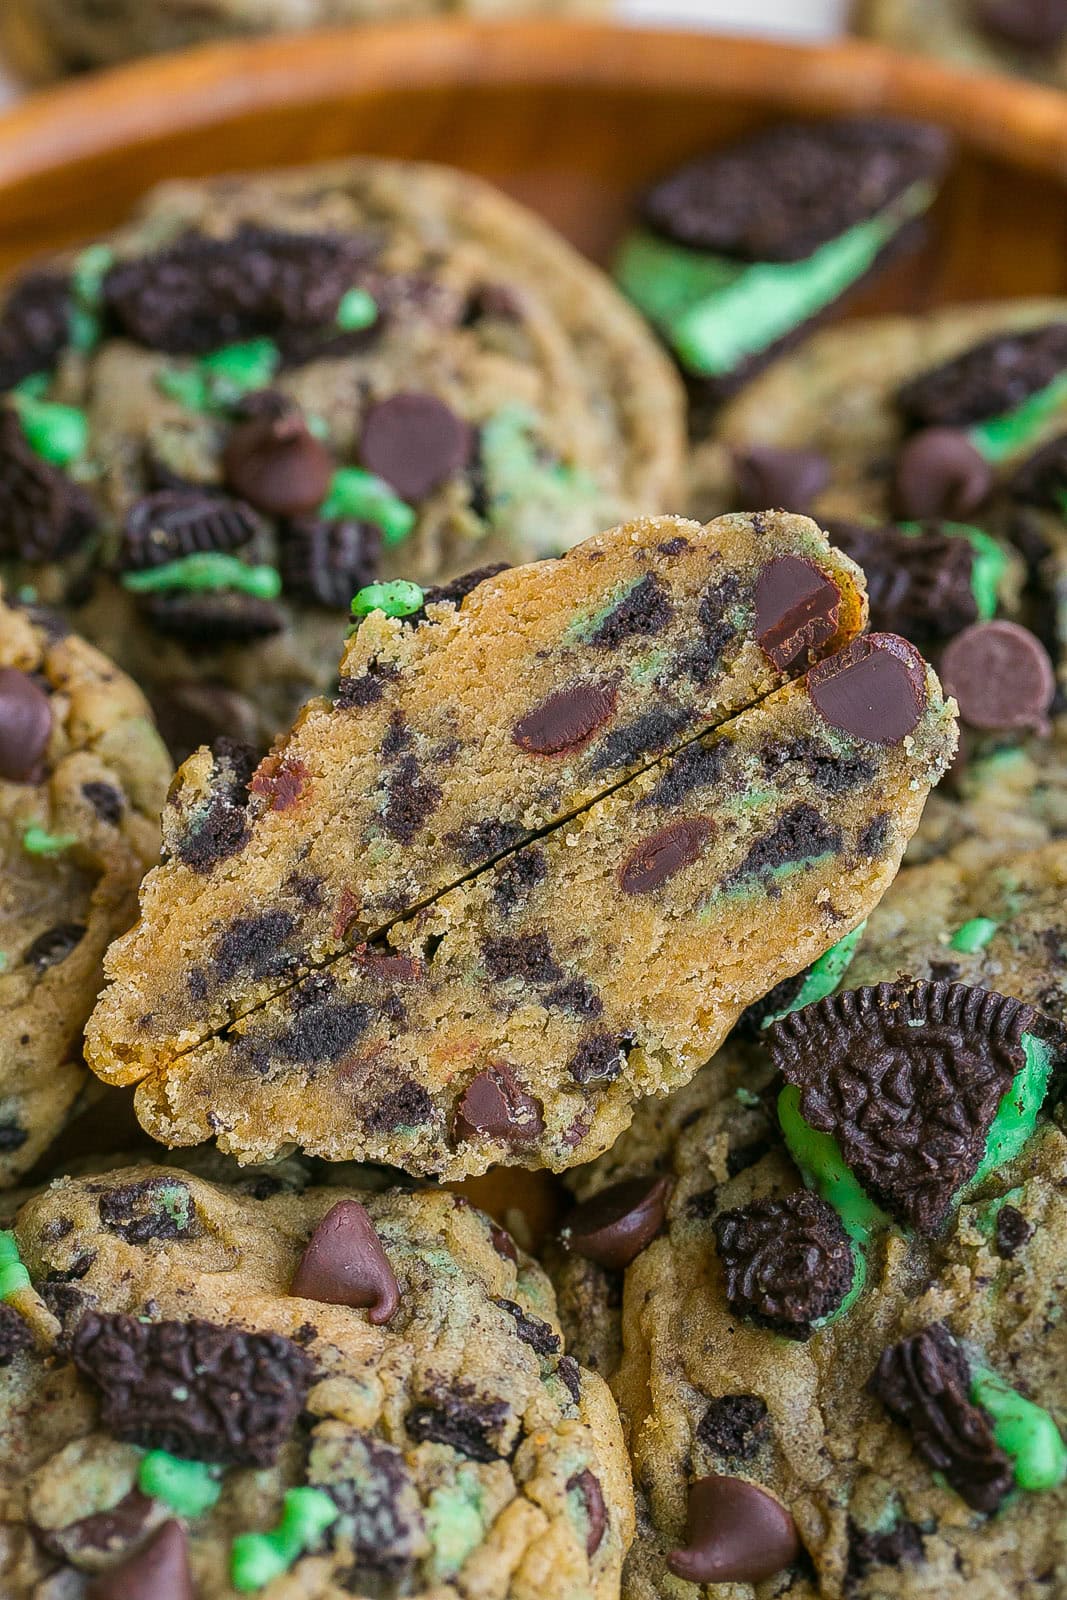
[869,1322,1013,1512]
[171,737,256,873]
[120,489,260,570]
[768,982,1032,1235]
[697,1395,770,1460]
[642,118,948,261]
[405,1385,510,1463]
[1009,430,1067,506]
[280,517,382,610]
[0,406,98,563]
[0,270,73,390]
[24,923,86,973]
[712,1191,855,1339]
[138,591,286,641]
[807,633,927,745]
[898,324,1067,429]
[941,621,1055,734]
[421,563,510,614]
[828,520,981,643]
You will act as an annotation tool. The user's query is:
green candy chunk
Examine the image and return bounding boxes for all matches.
[0,1232,31,1300]
[336,287,378,331]
[949,916,1000,953]
[759,922,866,1028]
[157,337,281,414]
[70,244,115,351]
[122,553,282,601]
[969,369,1067,464]
[231,1487,339,1592]
[351,580,425,620]
[616,180,934,377]
[22,825,77,857]
[156,367,211,412]
[320,468,416,545]
[971,1033,1054,1189]
[139,1451,222,1516]
[13,374,50,401]
[971,1365,1067,1492]
[16,396,89,467]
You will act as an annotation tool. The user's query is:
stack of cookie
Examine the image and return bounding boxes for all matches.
[0,126,1063,1600]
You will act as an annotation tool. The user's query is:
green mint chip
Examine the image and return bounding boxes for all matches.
[0,1231,31,1300]
[970,1365,1067,1492]
[122,553,282,600]
[139,1450,222,1517]
[320,467,416,546]
[336,288,378,332]
[15,396,89,467]
[949,917,1000,953]
[351,580,425,620]
[22,825,77,858]
[231,1488,339,1592]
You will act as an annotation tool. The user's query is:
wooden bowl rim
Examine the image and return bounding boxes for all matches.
[4,20,1067,192]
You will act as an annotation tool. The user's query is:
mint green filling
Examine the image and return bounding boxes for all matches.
[968,369,1067,464]
[615,180,934,377]
[157,337,281,413]
[759,922,867,1028]
[897,520,1008,621]
[970,1034,1053,1189]
[0,1232,30,1300]
[320,467,415,545]
[336,287,378,331]
[21,825,77,857]
[121,552,282,600]
[970,1366,1067,1492]
[15,395,89,467]
[139,1451,222,1516]
[231,1488,338,1592]
[70,244,114,352]
[949,917,1000,953]
[351,580,424,620]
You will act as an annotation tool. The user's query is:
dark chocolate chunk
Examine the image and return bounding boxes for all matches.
[280,516,381,609]
[172,737,255,872]
[87,1519,194,1600]
[898,323,1067,429]
[563,1176,672,1270]
[381,754,441,843]
[733,803,841,880]
[213,910,296,983]
[359,392,473,502]
[364,1080,435,1133]
[223,411,333,519]
[483,932,563,986]
[81,780,124,825]
[492,846,547,914]
[642,118,948,261]
[103,226,373,354]
[512,682,618,756]
[620,817,712,894]
[120,489,260,570]
[829,520,980,643]
[0,407,98,562]
[941,620,1054,734]
[0,1304,32,1366]
[892,429,995,521]
[590,707,692,774]
[494,1297,561,1355]
[567,1469,607,1556]
[451,817,527,868]
[1008,430,1067,507]
[590,574,674,648]
[697,1394,770,1460]
[291,1200,400,1324]
[139,590,286,641]
[807,632,927,744]
[755,554,842,670]
[769,982,1032,1234]
[0,666,52,784]
[846,1519,925,1589]
[994,1203,1033,1259]
[321,1433,424,1582]
[23,921,85,973]
[421,562,510,614]
[0,271,72,389]
[668,1475,800,1584]
[975,0,1067,49]
[406,1385,510,1463]
[96,1178,195,1245]
[869,1322,1013,1512]
[713,1191,855,1339]
[567,1032,628,1085]
[71,1312,313,1466]
[733,445,830,514]
[452,1065,544,1147]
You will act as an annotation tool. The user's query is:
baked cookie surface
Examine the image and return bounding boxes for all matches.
[857,0,1067,88]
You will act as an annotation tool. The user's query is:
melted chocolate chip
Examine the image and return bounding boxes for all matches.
[713,1191,855,1339]
[291,1200,400,1324]
[452,1065,544,1147]
[0,667,52,784]
[359,392,473,502]
[620,818,711,894]
[87,1519,194,1600]
[224,411,333,519]
[697,1394,770,1460]
[512,682,618,756]
[807,633,927,745]
[590,574,674,648]
[941,621,1054,734]
[563,1176,672,1270]
[668,1475,800,1585]
[733,446,830,513]
[490,1224,519,1263]
[0,406,98,562]
[567,1469,607,1556]
[892,429,994,521]
[23,922,85,972]
[754,555,842,670]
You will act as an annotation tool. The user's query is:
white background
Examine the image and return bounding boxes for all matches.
[0,1,852,105]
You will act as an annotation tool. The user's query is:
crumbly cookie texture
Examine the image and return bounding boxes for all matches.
[0,592,170,1186]
[0,1164,633,1599]
[86,512,868,1083]
[856,0,1067,87]
[0,157,684,755]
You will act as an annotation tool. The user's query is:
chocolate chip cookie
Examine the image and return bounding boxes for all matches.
[0,158,684,757]
[857,0,1067,88]
[0,1162,632,1597]
[0,591,171,1188]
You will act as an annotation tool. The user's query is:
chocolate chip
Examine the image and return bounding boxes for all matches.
[452,1065,544,1147]
[754,555,842,670]
[668,1475,800,1584]
[620,818,711,894]
[0,1304,32,1366]
[941,620,1054,734]
[223,411,333,519]
[0,1120,27,1153]
[490,1224,519,1262]
[360,393,473,502]
[512,682,618,756]
[0,667,52,783]
[120,489,260,570]
[563,1175,672,1270]
[567,1032,628,1085]
[697,1395,769,1460]
[82,780,124,825]
[713,1191,855,1339]
[290,1200,400,1324]
[807,633,927,745]
[994,1204,1033,1258]
[733,446,830,514]
[769,981,1032,1235]
[869,1322,1013,1512]
[0,270,72,390]
[898,323,1067,429]
[892,428,994,521]
[590,574,674,648]
[280,516,381,609]
[567,1469,607,1556]
[975,0,1067,48]
[87,1520,194,1600]
[23,922,85,973]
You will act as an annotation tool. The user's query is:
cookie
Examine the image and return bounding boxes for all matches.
[615,118,949,402]
[0,158,684,757]
[0,1162,633,1597]
[0,590,170,1187]
[557,976,1067,1598]
[857,0,1067,88]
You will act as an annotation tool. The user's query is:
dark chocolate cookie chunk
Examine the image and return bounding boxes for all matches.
[769,982,1032,1234]
[712,1190,855,1339]
[280,517,382,609]
[898,323,1067,429]
[0,271,73,391]
[120,490,260,570]
[1009,430,1067,507]
[138,590,286,642]
[828,520,980,643]
[0,405,98,562]
[641,118,948,261]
